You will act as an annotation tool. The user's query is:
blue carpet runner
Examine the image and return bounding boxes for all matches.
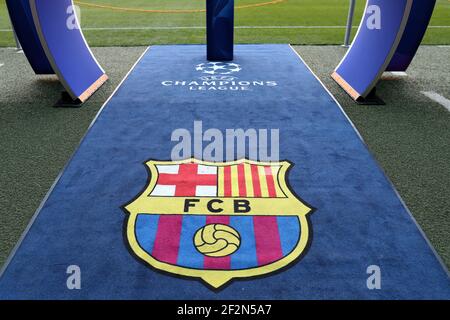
[0,45,448,299]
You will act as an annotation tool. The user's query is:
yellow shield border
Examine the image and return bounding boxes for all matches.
[122,158,314,290]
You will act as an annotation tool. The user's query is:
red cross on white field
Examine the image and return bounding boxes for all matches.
[155,164,217,197]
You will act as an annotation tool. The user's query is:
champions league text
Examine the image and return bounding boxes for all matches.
[162,80,278,91]
[161,62,279,92]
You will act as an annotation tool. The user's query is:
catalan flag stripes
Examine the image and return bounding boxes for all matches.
[218,164,284,198]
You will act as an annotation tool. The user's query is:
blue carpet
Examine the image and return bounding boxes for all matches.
[0,45,448,299]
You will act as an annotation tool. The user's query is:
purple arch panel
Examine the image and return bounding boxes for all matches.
[30,0,107,102]
[332,0,413,101]
[387,0,437,72]
[5,0,53,74]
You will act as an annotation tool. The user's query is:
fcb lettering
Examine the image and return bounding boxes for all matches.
[184,199,251,214]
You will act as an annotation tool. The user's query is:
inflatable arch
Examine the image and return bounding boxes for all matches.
[332,0,436,103]
[6,0,107,105]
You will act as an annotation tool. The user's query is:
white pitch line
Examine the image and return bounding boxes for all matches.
[0,63,4,68]
[0,26,354,32]
[1,25,449,32]
[421,91,450,112]
[1,25,450,32]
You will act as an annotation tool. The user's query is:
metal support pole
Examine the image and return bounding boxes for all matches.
[343,0,356,47]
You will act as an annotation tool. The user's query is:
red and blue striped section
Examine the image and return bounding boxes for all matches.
[134,214,301,270]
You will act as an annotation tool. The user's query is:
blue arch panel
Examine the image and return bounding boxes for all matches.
[332,0,413,101]
[5,0,53,75]
[387,0,436,72]
[30,0,108,102]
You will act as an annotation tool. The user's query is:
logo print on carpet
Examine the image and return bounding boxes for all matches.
[196,62,242,75]
[161,61,278,91]
[123,159,314,289]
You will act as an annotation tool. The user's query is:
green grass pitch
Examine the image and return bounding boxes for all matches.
[0,0,449,47]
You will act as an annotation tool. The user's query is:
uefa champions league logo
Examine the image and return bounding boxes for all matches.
[196,62,242,75]
[196,62,242,81]
[161,62,277,91]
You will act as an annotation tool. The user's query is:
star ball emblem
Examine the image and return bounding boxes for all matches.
[196,62,242,75]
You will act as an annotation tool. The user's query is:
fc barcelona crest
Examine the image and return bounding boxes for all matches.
[123,159,314,289]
